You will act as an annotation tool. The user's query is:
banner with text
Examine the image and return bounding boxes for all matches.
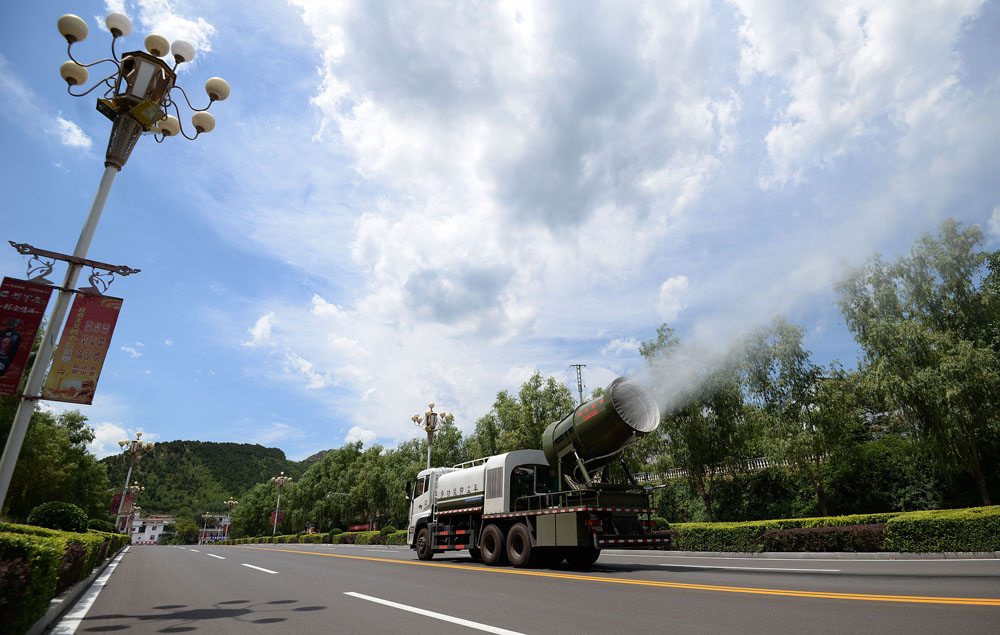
[0,277,54,396]
[42,294,123,404]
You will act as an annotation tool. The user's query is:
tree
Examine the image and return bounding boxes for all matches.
[836,219,999,505]
[0,407,111,522]
[741,318,863,515]
[640,324,749,522]
[469,371,576,454]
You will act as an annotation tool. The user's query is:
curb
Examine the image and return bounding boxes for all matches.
[602,548,1000,560]
[26,546,127,635]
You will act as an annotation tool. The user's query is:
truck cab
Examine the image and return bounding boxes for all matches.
[405,466,454,546]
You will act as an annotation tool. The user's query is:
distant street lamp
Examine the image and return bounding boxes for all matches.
[270,472,292,536]
[128,505,141,538]
[223,499,238,540]
[0,11,230,512]
[114,433,152,532]
[412,403,451,469]
[201,512,214,545]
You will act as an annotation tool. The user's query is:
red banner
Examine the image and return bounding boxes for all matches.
[348,523,371,532]
[269,510,283,525]
[42,294,123,404]
[0,278,54,396]
[110,493,123,515]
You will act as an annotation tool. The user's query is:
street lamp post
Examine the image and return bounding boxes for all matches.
[115,433,152,531]
[127,505,141,539]
[201,512,214,545]
[412,403,451,470]
[270,472,292,536]
[0,11,230,512]
[223,499,238,540]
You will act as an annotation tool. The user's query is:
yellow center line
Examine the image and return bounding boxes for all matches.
[230,546,1000,607]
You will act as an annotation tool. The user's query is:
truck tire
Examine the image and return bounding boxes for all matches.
[565,546,600,567]
[506,523,535,568]
[415,527,433,560]
[468,547,482,562]
[480,524,507,566]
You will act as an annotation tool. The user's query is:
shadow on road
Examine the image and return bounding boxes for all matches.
[80,599,327,632]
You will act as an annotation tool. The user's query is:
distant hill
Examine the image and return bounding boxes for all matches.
[299,448,333,466]
[102,440,304,516]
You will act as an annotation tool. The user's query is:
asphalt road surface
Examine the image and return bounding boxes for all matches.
[54,544,1000,634]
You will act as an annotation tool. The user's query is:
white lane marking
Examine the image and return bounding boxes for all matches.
[208,554,226,560]
[51,547,129,634]
[364,549,387,552]
[178,547,186,550]
[345,592,525,635]
[241,563,278,574]
[189,549,200,552]
[658,563,839,572]
[610,554,1000,563]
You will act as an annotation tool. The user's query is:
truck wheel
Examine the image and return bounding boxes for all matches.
[480,524,507,566]
[506,523,535,568]
[468,547,482,562]
[415,527,433,560]
[565,546,600,567]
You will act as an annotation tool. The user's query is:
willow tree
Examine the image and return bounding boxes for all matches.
[836,219,999,505]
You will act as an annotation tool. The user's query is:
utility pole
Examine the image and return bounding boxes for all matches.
[569,364,586,404]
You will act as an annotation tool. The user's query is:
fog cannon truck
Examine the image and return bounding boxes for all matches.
[405,377,668,567]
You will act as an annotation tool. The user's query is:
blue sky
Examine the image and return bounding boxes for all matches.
[2,1,998,461]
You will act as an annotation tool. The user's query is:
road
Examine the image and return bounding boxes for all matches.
[55,543,1000,634]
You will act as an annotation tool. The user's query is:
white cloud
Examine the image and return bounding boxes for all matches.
[164,339,174,347]
[121,342,145,358]
[657,276,690,322]
[282,352,332,390]
[249,422,304,445]
[602,337,640,356]
[243,313,275,348]
[345,425,377,446]
[106,1,216,60]
[988,206,1000,240]
[733,0,985,188]
[54,116,93,150]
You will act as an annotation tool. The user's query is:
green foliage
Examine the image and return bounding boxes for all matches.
[468,370,576,455]
[672,512,903,552]
[641,326,750,522]
[0,406,111,522]
[0,533,63,635]
[836,219,1000,505]
[87,518,118,533]
[384,531,407,545]
[379,525,397,536]
[762,525,887,552]
[0,524,128,635]
[102,440,302,518]
[884,506,1000,552]
[27,501,88,533]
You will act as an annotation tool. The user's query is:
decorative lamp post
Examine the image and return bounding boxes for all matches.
[128,505,141,538]
[201,512,214,545]
[223,499,238,540]
[270,472,292,536]
[114,433,153,532]
[0,11,230,511]
[412,403,451,470]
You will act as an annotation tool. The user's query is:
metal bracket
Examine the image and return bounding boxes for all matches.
[9,241,141,277]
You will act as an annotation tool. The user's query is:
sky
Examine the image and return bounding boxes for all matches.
[1,1,998,462]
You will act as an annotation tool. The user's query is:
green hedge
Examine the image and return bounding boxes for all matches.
[0,524,128,635]
[671,512,904,552]
[763,524,887,552]
[885,506,1000,552]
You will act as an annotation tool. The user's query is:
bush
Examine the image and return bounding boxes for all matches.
[762,525,887,552]
[0,533,64,635]
[885,506,1000,552]
[379,525,397,536]
[27,502,88,533]
[651,516,669,530]
[287,535,299,544]
[87,519,118,534]
[330,528,343,535]
[354,531,380,545]
[384,531,407,545]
